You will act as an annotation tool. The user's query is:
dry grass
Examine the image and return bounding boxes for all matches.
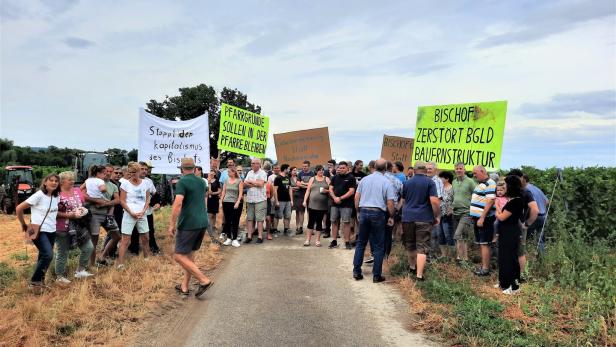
[0,208,223,347]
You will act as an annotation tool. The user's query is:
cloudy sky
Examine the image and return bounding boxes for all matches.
[1,0,615,168]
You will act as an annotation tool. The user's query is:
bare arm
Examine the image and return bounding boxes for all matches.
[16,201,32,232]
[220,183,227,202]
[120,189,134,217]
[496,208,513,222]
[167,195,184,236]
[354,191,361,211]
[340,187,356,200]
[526,201,539,226]
[386,199,395,217]
[303,177,314,206]
[430,196,441,225]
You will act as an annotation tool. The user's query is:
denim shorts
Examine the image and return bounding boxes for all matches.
[473,216,495,245]
[276,201,292,219]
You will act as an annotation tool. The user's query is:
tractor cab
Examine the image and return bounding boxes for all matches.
[0,166,35,214]
[74,152,109,185]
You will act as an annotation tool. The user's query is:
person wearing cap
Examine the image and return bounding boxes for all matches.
[352,158,396,283]
[168,158,213,298]
[400,161,440,281]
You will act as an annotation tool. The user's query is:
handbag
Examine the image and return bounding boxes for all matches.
[26,196,53,241]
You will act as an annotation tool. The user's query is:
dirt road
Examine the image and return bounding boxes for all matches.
[133,233,437,347]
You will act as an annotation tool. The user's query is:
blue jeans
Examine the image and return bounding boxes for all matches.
[353,209,386,278]
[439,215,455,246]
[527,214,546,253]
[32,232,56,283]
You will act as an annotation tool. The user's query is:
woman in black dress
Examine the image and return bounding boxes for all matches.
[495,175,524,295]
[207,171,221,240]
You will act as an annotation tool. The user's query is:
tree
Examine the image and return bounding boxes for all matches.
[145,84,262,165]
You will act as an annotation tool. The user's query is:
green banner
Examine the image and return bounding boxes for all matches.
[217,103,269,157]
[413,101,507,171]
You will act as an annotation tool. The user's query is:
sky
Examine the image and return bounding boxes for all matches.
[1,0,615,168]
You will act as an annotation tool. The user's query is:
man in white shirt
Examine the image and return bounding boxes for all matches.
[244,159,267,244]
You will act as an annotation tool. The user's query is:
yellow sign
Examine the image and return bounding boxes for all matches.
[217,103,269,157]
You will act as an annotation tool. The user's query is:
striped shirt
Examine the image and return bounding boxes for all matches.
[470,178,496,217]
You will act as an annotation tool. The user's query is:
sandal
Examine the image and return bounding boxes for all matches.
[303,240,310,247]
[175,284,190,296]
[315,241,321,247]
[267,234,273,240]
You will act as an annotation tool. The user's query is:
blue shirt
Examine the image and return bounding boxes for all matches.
[526,183,548,215]
[395,172,406,183]
[384,172,403,202]
[219,169,229,186]
[401,174,437,223]
[356,171,396,212]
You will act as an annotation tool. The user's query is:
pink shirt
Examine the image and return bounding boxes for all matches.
[56,188,85,231]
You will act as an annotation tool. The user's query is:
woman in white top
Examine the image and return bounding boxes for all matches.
[16,173,61,292]
[117,162,151,268]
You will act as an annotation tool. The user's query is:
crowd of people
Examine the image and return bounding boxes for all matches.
[15,154,548,297]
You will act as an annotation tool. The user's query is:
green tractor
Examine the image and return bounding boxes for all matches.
[0,166,36,214]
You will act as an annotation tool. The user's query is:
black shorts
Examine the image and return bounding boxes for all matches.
[473,216,496,245]
[175,229,206,254]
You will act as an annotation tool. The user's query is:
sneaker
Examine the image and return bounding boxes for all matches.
[219,233,226,241]
[56,276,71,285]
[295,228,303,235]
[96,259,110,267]
[232,240,241,248]
[283,228,290,236]
[345,242,352,250]
[502,287,519,295]
[74,270,94,279]
[328,240,338,249]
[28,282,44,295]
[223,238,232,246]
[364,256,374,264]
[474,268,491,277]
[256,238,263,244]
[322,232,330,238]
[244,238,252,244]
[116,264,125,270]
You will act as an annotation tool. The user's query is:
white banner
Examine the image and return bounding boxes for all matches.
[138,109,210,174]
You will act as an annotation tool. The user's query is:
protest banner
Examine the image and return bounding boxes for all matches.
[413,101,507,171]
[217,103,269,157]
[380,135,414,170]
[138,109,210,174]
[273,127,331,168]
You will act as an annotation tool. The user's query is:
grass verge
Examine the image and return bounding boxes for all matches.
[0,207,223,346]
[388,242,615,346]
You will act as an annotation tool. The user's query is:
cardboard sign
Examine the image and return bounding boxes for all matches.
[380,135,414,170]
[217,103,269,157]
[273,127,332,168]
[413,101,507,171]
[138,109,210,174]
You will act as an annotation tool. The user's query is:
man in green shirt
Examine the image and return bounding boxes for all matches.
[451,162,476,263]
[168,158,213,298]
